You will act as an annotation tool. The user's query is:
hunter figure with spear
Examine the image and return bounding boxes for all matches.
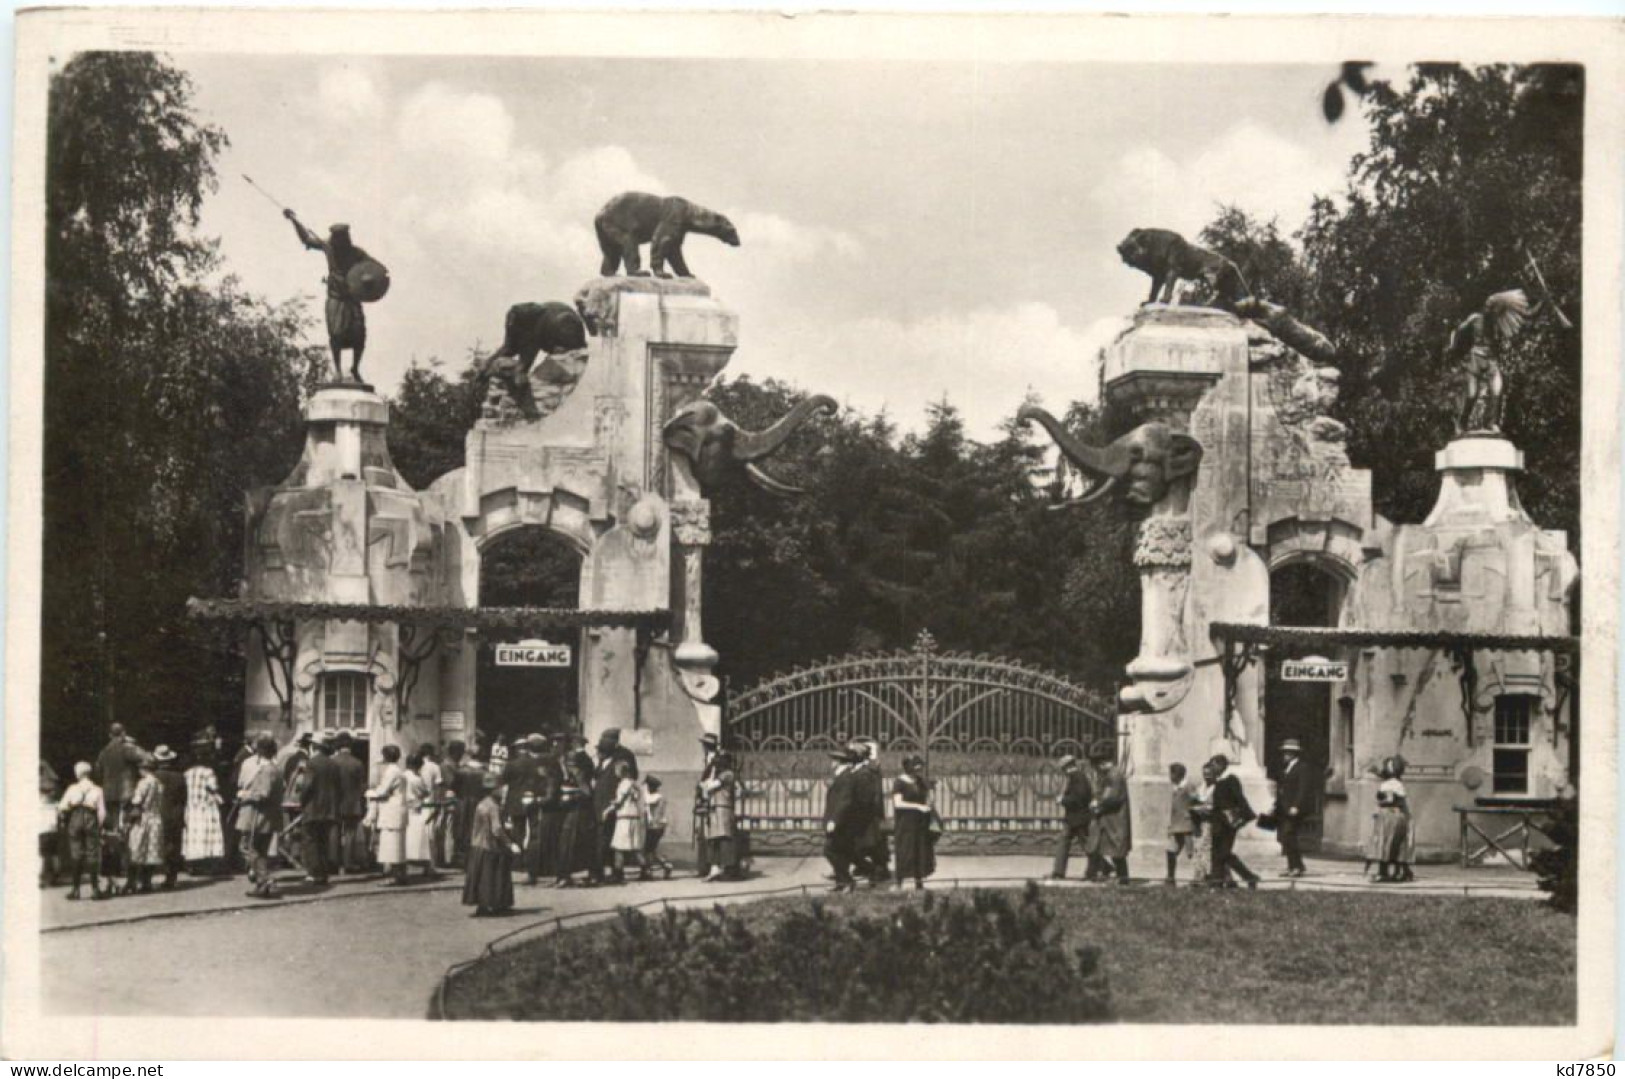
[245,175,390,384]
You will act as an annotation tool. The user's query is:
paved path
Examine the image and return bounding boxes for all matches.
[40,853,1537,1020]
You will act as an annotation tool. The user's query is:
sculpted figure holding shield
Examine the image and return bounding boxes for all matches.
[285,209,389,383]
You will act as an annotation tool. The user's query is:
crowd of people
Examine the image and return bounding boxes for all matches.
[41,722,1418,908]
[40,721,741,917]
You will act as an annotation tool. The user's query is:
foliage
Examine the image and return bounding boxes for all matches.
[43,52,324,769]
[386,354,482,492]
[1530,794,1578,914]
[441,883,1111,1023]
[1219,65,1582,544]
[441,885,1574,1025]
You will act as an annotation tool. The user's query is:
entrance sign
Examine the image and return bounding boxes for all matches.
[1281,657,1349,682]
[496,639,572,667]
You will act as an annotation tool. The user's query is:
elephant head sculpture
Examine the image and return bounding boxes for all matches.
[1018,406,1203,507]
[664,394,838,496]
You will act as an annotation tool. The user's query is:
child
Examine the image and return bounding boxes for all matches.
[1165,762,1197,885]
[58,763,108,901]
[641,775,674,880]
[606,759,646,884]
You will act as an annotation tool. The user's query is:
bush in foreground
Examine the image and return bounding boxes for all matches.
[443,882,1110,1023]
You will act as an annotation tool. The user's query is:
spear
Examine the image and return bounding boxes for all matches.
[243,174,296,218]
[1524,250,1574,331]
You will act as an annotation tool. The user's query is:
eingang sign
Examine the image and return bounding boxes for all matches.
[1280,656,1349,682]
[496,640,572,667]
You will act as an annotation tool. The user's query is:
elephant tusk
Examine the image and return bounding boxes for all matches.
[744,462,806,497]
[1078,475,1118,504]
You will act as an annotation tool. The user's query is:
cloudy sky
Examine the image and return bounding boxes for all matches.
[178,55,1373,438]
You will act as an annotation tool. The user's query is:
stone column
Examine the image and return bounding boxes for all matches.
[1102,306,1276,869]
[670,496,721,738]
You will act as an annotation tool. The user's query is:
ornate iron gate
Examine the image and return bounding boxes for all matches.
[728,632,1116,851]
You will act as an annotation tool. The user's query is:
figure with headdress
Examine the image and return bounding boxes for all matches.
[1447,289,1535,434]
[285,210,387,383]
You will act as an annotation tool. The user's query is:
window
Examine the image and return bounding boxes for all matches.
[1338,696,1355,786]
[1492,695,1533,795]
[319,672,370,731]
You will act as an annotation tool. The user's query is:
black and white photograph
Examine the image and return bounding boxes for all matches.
[3,9,1619,1060]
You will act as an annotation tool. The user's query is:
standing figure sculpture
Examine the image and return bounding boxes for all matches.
[1446,289,1531,434]
[285,210,389,383]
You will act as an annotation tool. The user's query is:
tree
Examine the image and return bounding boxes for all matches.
[43,53,322,768]
[388,353,482,491]
[1294,64,1581,541]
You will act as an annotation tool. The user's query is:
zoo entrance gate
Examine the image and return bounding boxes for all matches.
[726,634,1116,852]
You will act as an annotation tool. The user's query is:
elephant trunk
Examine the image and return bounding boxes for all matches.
[1016,405,1131,490]
[732,395,838,461]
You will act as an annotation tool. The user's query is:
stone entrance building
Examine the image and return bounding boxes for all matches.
[214,277,765,843]
[1073,305,1579,861]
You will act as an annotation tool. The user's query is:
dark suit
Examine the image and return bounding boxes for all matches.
[300,751,343,882]
[1051,768,1094,878]
[1274,756,1313,873]
[848,763,888,882]
[155,766,187,884]
[332,749,368,872]
[1209,773,1258,885]
[823,768,863,885]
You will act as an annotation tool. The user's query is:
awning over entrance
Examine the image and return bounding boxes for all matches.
[1208,621,1579,746]
[186,597,669,632]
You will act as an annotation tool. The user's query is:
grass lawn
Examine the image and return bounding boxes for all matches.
[439,886,1575,1024]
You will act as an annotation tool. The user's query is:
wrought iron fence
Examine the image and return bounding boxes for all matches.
[727,632,1116,851]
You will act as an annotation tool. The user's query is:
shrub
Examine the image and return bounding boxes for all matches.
[1530,794,1578,914]
[443,882,1111,1023]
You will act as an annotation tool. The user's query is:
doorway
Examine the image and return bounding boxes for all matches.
[475,528,582,747]
[1263,560,1347,849]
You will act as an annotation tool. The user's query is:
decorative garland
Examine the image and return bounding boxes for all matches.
[187,597,669,631]
[1208,622,1578,654]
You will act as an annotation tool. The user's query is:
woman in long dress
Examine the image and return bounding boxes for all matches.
[1374,756,1416,883]
[182,745,226,873]
[606,760,646,884]
[891,755,937,889]
[403,753,440,882]
[370,744,409,886]
[462,773,517,917]
[123,756,165,895]
[554,753,597,888]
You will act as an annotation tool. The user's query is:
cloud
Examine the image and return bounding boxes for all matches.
[315,65,383,127]
[1092,120,1354,238]
[737,211,863,264]
[738,304,1122,439]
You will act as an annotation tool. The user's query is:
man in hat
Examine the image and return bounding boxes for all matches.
[501,735,544,875]
[1049,754,1094,880]
[1273,739,1312,878]
[591,729,639,883]
[822,749,863,892]
[332,730,369,874]
[237,735,286,899]
[152,746,187,889]
[1086,740,1132,884]
[524,735,566,882]
[845,738,888,885]
[300,733,343,886]
[285,210,374,382]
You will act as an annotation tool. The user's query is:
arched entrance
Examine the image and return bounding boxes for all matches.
[475,527,583,745]
[1264,560,1348,849]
